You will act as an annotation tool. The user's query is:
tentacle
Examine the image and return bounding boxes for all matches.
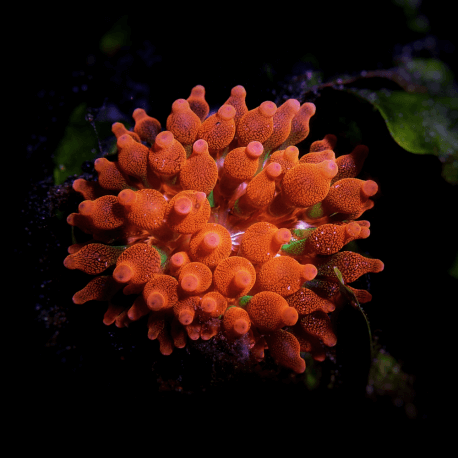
[246,291,298,333]
[164,190,211,234]
[64,243,125,275]
[188,223,233,269]
[265,329,306,373]
[315,251,384,284]
[263,99,300,152]
[224,85,248,127]
[222,306,251,339]
[278,102,316,148]
[236,101,277,146]
[179,139,218,194]
[187,85,210,121]
[239,222,291,265]
[132,108,161,145]
[256,256,317,297]
[213,256,256,298]
[178,262,213,295]
[166,99,201,147]
[149,131,186,177]
[197,105,236,153]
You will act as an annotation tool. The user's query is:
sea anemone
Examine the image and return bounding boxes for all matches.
[64,84,383,373]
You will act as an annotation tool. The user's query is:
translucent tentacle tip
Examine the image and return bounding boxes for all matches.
[203,232,221,250]
[174,196,193,216]
[301,264,318,282]
[155,131,174,149]
[259,101,277,117]
[147,292,167,311]
[362,180,378,197]
[113,264,134,283]
[246,141,264,159]
[233,270,253,290]
[218,105,236,120]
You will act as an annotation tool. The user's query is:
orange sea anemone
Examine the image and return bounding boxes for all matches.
[64,85,383,373]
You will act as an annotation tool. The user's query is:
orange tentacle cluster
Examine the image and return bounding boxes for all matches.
[65,84,383,374]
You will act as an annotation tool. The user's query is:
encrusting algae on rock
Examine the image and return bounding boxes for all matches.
[64,84,384,373]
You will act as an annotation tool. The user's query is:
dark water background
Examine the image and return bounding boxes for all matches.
[17,4,457,424]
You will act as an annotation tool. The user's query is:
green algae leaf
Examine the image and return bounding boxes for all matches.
[348,88,458,183]
[53,103,99,185]
[333,266,373,358]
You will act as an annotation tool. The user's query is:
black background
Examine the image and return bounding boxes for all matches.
[18,3,457,425]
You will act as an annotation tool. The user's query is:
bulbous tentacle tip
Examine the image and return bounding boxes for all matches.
[173,196,193,216]
[155,131,174,149]
[195,191,207,204]
[265,162,282,179]
[201,296,217,313]
[169,252,190,271]
[301,264,318,282]
[274,228,292,246]
[318,159,338,180]
[63,256,75,269]
[111,122,141,142]
[373,259,384,272]
[132,108,146,118]
[303,102,317,116]
[72,292,84,304]
[346,221,362,238]
[362,179,378,197]
[72,178,87,192]
[111,122,124,135]
[147,292,167,311]
[218,104,236,121]
[285,146,299,161]
[171,98,190,112]
[246,141,264,158]
[117,188,136,206]
[285,98,301,113]
[259,101,277,117]
[295,359,307,374]
[233,270,253,290]
[189,85,205,96]
[359,226,371,238]
[192,139,209,154]
[233,318,249,335]
[116,133,134,149]
[231,85,246,97]
[281,307,299,326]
[78,200,95,216]
[66,214,76,226]
[325,334,337,347]
[113,264,134,283]
[180,273,199,293]
[94,157,107,171]
[203,232,221,250]
[178,310,194,326]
